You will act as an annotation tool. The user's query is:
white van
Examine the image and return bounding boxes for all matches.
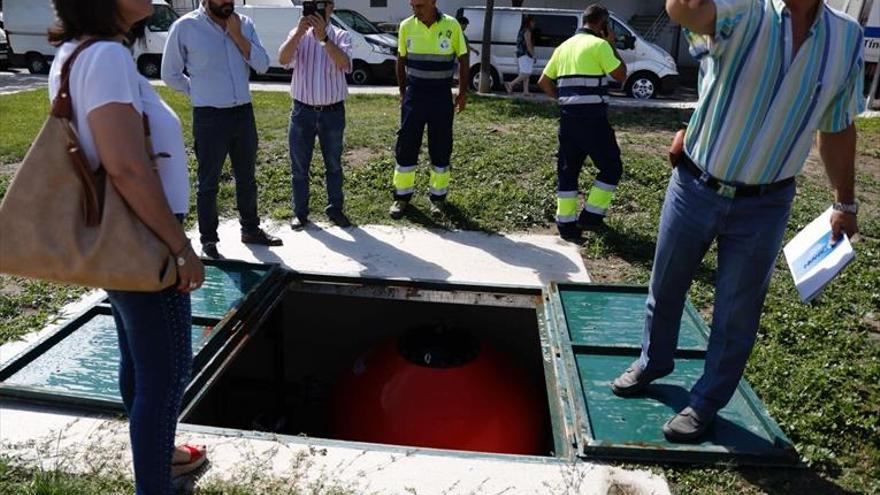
[457,6,679,99]
[3,0,176,76]
[237,5,397,85]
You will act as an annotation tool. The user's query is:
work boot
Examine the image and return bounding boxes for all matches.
[662,406,714,443]
[578,213,607,232]
[610,360,674,397]
[557,224,583,244]
[389,200,409,219]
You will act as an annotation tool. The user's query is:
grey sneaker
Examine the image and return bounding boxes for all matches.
[389,200,409,219]
[610,360,674,397]
[662,406,714,442]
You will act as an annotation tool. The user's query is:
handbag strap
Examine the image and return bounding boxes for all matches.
[49,38,157,227]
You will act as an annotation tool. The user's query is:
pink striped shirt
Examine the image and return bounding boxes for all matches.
[285,25,352,106]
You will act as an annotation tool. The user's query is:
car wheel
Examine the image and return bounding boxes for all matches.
[27,54,49,75]
[469,64,500,92]
[137,55,162,79]
[625,72,659,100]
[350,62,372,86]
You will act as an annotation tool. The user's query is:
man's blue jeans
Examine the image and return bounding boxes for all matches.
[107,286,192,495]
[638,165,795,418]
[193,104,261,245]
[288,101,346,219]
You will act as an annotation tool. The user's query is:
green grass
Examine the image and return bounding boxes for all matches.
[0,89,878,494]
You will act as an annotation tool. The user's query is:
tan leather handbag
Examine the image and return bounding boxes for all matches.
[0,39,177,291]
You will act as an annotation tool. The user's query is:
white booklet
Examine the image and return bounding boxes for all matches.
[783,207,855,303]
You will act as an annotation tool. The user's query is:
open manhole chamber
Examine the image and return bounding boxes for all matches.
[0,260,802,466]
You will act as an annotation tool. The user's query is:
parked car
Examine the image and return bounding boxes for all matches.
[456,6,679,99]
[238,5,397,85]
[0,27,9,71]
[3,0,176,76]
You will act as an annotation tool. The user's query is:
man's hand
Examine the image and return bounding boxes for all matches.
[455,92,466,113]
[669,129,685,166]
[306,14,327,41]
[604,25,616,44]
[830,211,858,243]
[296,15,311,36]
[227,13,243,40]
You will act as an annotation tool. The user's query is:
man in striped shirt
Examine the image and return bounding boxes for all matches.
[279,1,353,229]
[611,0,864,442]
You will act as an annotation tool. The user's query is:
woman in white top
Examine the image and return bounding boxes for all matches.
[47,0,205,492]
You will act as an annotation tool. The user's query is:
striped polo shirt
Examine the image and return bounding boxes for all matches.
[285,25,352,106]
[684,0,865,185]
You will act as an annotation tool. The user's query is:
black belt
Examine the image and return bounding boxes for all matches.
[676,153,794,198]
[294,100,345,112]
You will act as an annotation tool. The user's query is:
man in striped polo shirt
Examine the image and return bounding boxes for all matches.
[611,0,864,442]
[279,1,353,229]
[538,4,628,241]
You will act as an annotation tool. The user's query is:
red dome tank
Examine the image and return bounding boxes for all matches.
[328,327,547,455]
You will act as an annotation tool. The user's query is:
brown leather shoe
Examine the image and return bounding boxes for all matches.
[241,228,283,246]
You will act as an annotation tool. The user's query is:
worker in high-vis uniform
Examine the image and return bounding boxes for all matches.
[389,0,469,219]
[538,4,627,241]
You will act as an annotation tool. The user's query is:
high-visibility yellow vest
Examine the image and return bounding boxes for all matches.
[543,29,621,105]
[398,11,467,86]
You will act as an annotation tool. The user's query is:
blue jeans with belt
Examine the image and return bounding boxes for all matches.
[288,100,346,219]
[107,285,192,495]
[638,165,795,418]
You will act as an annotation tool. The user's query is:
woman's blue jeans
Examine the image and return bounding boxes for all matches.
[107,285,192,495]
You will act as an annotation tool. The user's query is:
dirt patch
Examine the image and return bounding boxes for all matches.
[486,123,518,134]
[0,162,20,176]
[0,279,25,297]
[583,255,642,283]
[343,147,377,168]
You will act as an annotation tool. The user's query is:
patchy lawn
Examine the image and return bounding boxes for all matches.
[0,89,877,494]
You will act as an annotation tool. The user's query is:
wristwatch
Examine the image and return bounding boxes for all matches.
[174,240,191,267]
[832,201,859,215]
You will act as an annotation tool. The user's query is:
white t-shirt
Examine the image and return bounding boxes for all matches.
[48,41,190,214]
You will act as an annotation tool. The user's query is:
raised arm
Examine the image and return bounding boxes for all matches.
[666,0,717,36]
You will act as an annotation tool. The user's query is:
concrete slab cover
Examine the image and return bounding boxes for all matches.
[192,220,591,288]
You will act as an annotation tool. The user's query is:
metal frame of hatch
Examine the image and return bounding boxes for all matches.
[0,259,286,414]
[544,282,801,466]
[178,269,577,461]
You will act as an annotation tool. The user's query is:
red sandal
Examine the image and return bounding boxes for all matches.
[171,444,207,477]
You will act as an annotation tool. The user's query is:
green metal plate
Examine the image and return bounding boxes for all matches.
[3,313,212,404]
[550,283,798,465]
[559,285,708,351]
[576,354,794,461]
[0,260,276,410]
